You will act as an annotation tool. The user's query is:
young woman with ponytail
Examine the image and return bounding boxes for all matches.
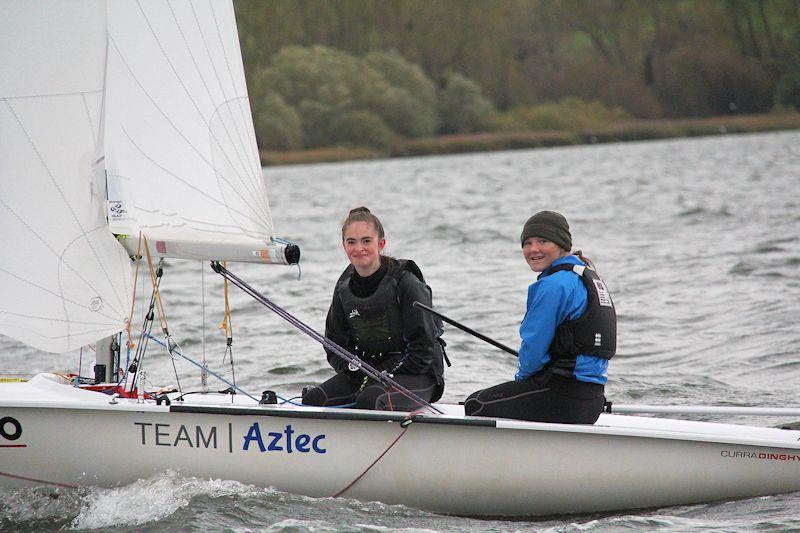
[302,207,446,411]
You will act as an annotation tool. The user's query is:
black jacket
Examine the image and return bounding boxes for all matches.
[324,257,445,388]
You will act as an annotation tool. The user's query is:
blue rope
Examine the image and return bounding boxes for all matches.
[274,237,293,244]
[144,333,362,410]
[146,334,260,402]
[280,395,303,405]
[328,401,357,408]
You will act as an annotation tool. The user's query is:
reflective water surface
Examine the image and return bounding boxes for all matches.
[2,131,800,531]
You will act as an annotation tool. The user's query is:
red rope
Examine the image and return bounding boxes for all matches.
[0,470,78,489]
[332,421,410,498]
[386,386,394,411]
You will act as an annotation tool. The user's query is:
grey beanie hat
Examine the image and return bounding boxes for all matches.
[520,211,572,250]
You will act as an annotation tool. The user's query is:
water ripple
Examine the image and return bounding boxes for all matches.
[3,131,800,530]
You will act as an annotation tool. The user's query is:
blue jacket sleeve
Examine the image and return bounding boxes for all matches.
[515,278,570,380]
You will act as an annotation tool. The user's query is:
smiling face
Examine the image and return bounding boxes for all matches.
[522,236,568,272]
[343,220,385,276]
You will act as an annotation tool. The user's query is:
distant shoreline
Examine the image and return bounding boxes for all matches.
[260,112,800,166]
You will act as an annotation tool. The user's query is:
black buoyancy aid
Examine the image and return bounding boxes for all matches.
[336,258,424,364]
[540,263,617,372]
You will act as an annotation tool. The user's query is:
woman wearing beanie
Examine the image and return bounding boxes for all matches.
[302,207,446,411]
[464,211,616,424]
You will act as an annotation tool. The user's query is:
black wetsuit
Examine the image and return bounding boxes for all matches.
[302,257,445,411]
[463,371,605,424]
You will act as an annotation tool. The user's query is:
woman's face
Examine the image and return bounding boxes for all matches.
[343,221,385,276]
[522,237,567,272]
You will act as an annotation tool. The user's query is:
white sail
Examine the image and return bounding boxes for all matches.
[104,1,280,261]
[0,0,290,354]
[0,1,132,353]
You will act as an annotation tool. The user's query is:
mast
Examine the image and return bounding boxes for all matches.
[94,335,120,383]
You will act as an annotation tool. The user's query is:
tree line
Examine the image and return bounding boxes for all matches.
[234,0,800,150]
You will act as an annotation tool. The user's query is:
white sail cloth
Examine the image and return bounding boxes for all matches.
[0,1,132,354]
[0,0,276,353]
[104,1,276,256]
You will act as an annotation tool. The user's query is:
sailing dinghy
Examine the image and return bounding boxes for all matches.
[2,0,800,518]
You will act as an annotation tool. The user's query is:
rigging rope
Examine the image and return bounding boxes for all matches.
[126,268,160,393]
[142,235,172,346]
[141,235,183,394]
[76,347,83,388]
[124,255,182,396]
[123,232,144,352]
[218,260,237,393]
[121,253,241,402]
[219,260,233,340]
[210,261,441,414]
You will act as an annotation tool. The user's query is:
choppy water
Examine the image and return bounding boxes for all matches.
[2,131,800,531]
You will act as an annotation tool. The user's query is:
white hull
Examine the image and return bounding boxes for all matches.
[2,374,800,517]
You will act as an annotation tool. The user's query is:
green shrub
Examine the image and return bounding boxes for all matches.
[296,100,340,148]
[775,72,800,110]
[375,86,439,138]
[254,46,359,108]
[654,45,775,116]
[252,45,443,144]
[365,50,439,136]
[438,72,496,134]
[329,110,398,149]
[498,98,631,131]
[252,93,303,150]
[558,60,663,118]
[365,50,437,106]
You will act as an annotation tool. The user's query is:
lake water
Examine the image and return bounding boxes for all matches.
[2,130,800,531]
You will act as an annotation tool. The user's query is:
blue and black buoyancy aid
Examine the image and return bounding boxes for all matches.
[539,263,616,373]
